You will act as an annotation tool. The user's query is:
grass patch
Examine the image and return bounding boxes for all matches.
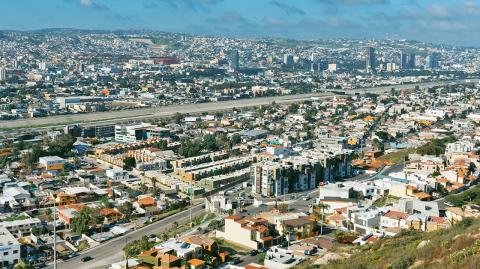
[378,148,416,164]
[215,239,251,255]
[372,195,400,207]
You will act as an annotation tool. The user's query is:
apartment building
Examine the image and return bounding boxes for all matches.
[0,226,21,268]
[0,217,42,237]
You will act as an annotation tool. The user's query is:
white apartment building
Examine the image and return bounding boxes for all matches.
[0,217,42,238]
[0,226,21,268]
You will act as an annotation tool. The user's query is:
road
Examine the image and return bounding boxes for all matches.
[1,79,477,131]
[51,203,205,269]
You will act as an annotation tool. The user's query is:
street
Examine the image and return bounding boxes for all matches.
[49,203,205,269]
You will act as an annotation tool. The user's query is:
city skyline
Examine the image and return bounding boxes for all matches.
[1,0,479,47]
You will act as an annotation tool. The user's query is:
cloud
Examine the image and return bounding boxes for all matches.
[74,0,109,10]
[270,1,306,15]
[154,0,224,12]
[427,4,450,18]
[314,0,388,5]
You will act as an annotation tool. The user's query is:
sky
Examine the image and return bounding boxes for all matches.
[1,0,479,46]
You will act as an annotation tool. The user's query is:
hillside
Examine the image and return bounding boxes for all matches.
[300,217,480,269]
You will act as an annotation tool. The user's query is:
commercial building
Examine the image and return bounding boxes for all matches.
[229,50,239,72]
[366,47,376,72]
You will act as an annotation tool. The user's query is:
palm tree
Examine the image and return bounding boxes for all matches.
[150,177,158,195]
[313,203,330,236]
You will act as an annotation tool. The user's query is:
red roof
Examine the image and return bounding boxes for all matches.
[383,210,409,220]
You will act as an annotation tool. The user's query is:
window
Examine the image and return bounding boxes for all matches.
[13,250,18,254]
[3,251,8,255]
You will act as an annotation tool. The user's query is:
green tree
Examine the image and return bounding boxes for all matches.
[101,196,113,208]
[118,201,134,221]
[123,157,136,170]
[47,134,75,157]
[14,261,34,269]
[71,207,96,234]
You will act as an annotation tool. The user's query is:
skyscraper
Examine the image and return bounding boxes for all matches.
[0,67,6,81]
[408,50,416,69]
[400,50,408,69]
[425,53,439,70]
[283,54,294,68]
[229,50,239,72]
[366,47,376,72]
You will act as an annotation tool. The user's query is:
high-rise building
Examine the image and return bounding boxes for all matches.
[283,54,294,68]
[229,50,239,72]
[400,50,408,69]
[0,67,6,81]
[425,53,439,70]
[366,47,376,72]
[408,50,416,69]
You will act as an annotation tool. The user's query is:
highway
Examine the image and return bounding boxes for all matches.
[1,79,477,131]
[51,203,205,269]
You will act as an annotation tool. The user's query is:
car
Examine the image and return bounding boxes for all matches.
[302,195,311,201]
[249,250,258,256]
[81,256,93,262]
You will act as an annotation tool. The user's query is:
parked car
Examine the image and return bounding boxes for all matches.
[81,256,93,262]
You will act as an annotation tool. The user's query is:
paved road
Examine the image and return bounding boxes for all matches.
[2,78,476,131]
[52,203,205,269]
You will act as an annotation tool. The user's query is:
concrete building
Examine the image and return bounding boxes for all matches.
[39,156,66,170]
[216,216,273,250]
[264,246,305,269]
[0,226,21,268]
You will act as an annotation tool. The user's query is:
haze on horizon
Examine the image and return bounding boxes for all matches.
[0,0,479,47]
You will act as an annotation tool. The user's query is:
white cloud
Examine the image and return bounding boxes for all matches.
[79,0,93,7]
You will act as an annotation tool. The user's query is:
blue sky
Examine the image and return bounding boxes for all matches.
[1,0,479,46]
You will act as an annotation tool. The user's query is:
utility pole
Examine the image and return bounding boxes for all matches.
[53,195,57,269]
[190,181,193,227]
[125,237,129,269]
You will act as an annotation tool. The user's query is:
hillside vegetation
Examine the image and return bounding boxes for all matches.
[301,218,480,269]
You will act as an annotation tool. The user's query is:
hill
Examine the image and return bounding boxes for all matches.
[299,217,480,269]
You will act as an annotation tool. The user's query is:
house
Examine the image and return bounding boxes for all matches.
[205,195,237,213]
[188,258,205,269]
[181,234,219,256]
[98,208,124,224]
[216,216,274,250]
[352,210,381,235]
[39,156,66,170]
[380,210,410,230]
[263,246,305,269]
[137,250,181,268]
[282,216,316,241]
[154,238,202,260]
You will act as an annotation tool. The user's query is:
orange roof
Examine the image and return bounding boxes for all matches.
[413,192,431,199]
[99,208,122,216]
[137,196,156,207]
[436,178,450,183]
[383,210,409,220]
[430,216,449,225]
[225,215,242,220]
[161,253,180,263]
[187,259,205,267]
